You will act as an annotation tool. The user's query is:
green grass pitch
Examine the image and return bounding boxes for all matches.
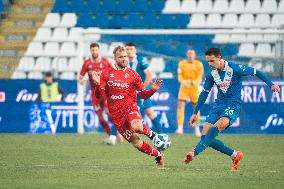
[0,134,283,189]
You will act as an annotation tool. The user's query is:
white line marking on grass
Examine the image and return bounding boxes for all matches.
[33,164,56,167]
[156,167,171,170]
[264,170,280,173]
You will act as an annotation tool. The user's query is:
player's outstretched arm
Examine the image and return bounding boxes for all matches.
[255,70,280,92]
[150,78,163,91]
[138,78,163,99]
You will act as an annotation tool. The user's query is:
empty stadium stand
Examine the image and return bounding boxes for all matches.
[3,0,283,79]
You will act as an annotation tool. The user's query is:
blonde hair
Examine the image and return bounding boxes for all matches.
[113,46,126,55]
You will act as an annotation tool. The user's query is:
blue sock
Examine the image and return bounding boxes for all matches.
[111,125,117,136]
[201,135,234,157]
[194,126,219,157]
[151,117,161,133]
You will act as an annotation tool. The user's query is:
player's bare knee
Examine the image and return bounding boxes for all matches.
[131,119,143,133]
[215,117,230,131]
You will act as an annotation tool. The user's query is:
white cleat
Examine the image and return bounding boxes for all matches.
[104,135,116,145]
[175,127,184,135]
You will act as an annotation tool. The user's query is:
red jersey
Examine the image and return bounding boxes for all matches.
[100,65,155,119]
[79,57,113,91]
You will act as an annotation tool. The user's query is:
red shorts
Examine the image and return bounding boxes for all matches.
[91,90,107,114]
[111,104,142,142]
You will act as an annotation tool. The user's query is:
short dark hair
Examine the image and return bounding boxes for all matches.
[45,72,53,77]
[90,42,100,49]
[205,48,222,57]
[125,42,136,47]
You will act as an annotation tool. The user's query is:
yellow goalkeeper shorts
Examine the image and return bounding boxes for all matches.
[178,87,199,104]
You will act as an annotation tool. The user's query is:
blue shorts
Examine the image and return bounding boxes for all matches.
[206,104,241,127]
[137,95,152,110]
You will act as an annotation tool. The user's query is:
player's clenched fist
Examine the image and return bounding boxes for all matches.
[189,114,198,127]
[271,84,280,93]
[151,78,163,91]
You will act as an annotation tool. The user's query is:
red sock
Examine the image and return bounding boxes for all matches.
[100,119,111,136]
[142,124,152,137]
[138,141,160,157]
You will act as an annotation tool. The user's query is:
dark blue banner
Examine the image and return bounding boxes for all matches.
[0,79,283,134]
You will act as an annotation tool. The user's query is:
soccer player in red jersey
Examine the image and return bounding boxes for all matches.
[79,42,118,144]
[92,46,165,167]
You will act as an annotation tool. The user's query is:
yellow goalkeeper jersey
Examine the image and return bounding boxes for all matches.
[178,59,204,88]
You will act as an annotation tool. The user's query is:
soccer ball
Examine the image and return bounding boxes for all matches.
[153,134,171,151]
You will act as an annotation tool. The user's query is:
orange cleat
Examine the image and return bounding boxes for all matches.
[155,154,164,168]
[184,148,194,164]
[231,151,243,171]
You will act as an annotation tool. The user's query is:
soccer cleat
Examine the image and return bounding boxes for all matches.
[184,148,194,164]
[155,153,164,168]
[148,131,157,141]
[231,151,243,171]
[104,135,116,145]
[175,127,183,135]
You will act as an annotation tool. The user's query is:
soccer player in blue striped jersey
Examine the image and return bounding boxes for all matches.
[126,42,162,133]
[184,48,280,170]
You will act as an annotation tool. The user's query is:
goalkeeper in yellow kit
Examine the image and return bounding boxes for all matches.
[176,49,203,136]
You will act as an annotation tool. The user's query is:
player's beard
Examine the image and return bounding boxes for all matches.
[92,54,99,60]
[117,60,128,69]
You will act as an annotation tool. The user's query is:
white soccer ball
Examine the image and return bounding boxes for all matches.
[153,134,171,151]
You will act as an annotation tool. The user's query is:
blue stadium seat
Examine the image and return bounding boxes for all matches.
[134,0,149,12]
[93,13,109,28]
[76,13,94,28]
[87,0,101,12]
[207,43,222,50]
[175,14,190,28]
[101,0,116,12]
[69,0,85,13]
[144,13,157,28]
[127,13,144,28]
[108,14,129,28]
[222,44,239,56]
[150,0,165,11]
[52,0,68,13]
[116,0,133,12]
